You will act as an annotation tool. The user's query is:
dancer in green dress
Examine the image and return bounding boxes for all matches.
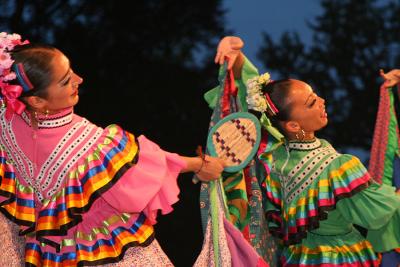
[201,36,400,266]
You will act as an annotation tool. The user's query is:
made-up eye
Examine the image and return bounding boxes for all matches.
[58,69,73,87]
[308,98,316,107]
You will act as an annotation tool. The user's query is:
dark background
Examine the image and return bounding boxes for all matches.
[0,0,399,266]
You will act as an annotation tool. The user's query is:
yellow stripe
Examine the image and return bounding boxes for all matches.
[328,157,361,181]
[4,205,35,221]
[77,225,154,261]
[290,240,373,254]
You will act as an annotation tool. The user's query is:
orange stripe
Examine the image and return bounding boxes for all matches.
[77,227,153,261]
[25,248,41,266]
[4,205,35,221]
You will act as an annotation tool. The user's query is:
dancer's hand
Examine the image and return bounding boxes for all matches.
[196,155,225,182]
[215,36,244,70]
[380,69,400,88]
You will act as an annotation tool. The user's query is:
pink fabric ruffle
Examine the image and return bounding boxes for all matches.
[102,135,186,224]
[29,134,187,252]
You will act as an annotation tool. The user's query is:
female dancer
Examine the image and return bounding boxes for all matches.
[206,35,400,266]
[0,32,224,266]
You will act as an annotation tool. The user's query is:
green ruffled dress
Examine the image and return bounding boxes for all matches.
[262,138,400,266]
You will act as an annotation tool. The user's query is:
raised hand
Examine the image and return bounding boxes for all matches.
[380,69,400,88]
[214,36,244,70]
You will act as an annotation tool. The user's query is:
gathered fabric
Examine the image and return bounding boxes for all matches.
[0,106,185,266]
[260,138,400,266]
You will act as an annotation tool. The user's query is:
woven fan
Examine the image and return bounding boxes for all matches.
[207,112,261,172]
[195,111,264,266]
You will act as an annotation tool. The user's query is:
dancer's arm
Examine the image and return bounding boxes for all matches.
[214,36,245,78]
[380,69,400,88]
[180,155,225,182]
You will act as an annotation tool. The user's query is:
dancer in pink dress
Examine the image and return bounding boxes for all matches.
[0,32,224,266]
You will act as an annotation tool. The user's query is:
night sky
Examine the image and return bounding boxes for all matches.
[223,0,322,72]
[223,0,394,74]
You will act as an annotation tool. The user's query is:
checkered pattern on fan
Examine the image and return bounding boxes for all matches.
[207,112,261,172]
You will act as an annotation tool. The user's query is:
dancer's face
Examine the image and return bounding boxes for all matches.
[40,51,83,112]
[285,80,328,133]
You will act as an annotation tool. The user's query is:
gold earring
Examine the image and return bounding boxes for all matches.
[33,110,49,122]
[296,129,306,141]
[301,129,306,140]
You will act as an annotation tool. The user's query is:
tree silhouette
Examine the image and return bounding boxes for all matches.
[0,1,228,266]
[257,0,400,156]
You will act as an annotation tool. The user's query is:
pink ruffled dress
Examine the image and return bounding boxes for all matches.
[0,106,186,266]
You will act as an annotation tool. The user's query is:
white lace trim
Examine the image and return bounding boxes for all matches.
[0,108,34,185]
[283,146,340,204]
[36,119,88,191]
[0,108,104,201]
[21,110,73,129]
[288,139,321,150]
[46,126,103,198]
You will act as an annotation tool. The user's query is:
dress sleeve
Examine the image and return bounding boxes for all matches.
[101,135,187,224]
[336,182,400,252]
[263,170,284,238]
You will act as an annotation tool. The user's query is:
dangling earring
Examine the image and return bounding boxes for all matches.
[33,109,49,122]
[33,111,38,121]
[296,129,306,141]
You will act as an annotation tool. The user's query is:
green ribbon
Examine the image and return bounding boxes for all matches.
[210,180,220,267]
[260,113,284,141]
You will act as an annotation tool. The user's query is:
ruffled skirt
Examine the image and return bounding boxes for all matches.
[281,229,379,267]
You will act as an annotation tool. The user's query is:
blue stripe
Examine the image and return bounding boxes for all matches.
[27,242,76,263]
[76,213,147,253]
[80,130,129,186]
[13,64,32,92]
[65,185,83,195]
[283,246,376,265]
[26,213,149,264]
[16,197,35,208]
[4,171,15,179]
[38,202,68,216]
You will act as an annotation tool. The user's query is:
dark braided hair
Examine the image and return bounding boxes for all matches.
[10,43,60,99]
[257,79,296,133]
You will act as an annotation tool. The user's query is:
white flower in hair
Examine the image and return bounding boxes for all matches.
[257,73,271,85]
[251,94,268,111]
[3,72,16,82]
[246,78,259,89]
[0,52,12,69]
[245,72,271,113]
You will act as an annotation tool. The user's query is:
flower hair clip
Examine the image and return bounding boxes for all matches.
[0,32,29,83]
[0,32,30,120]
[245,72,279,115]
[246,73,284,143]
